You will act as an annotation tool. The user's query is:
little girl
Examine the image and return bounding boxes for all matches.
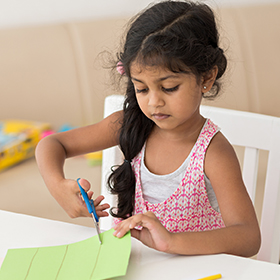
[36,0,261,257]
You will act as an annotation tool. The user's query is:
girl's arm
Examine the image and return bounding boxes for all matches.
[35,111,122,218]
[113,132,261,257]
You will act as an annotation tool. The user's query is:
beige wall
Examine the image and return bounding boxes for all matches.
[0,17,127,130]
[1,3,279,132]
[202,4,280,118]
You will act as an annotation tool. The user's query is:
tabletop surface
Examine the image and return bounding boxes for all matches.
[1,210,280,280]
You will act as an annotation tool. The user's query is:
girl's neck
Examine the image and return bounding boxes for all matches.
[144,114,206,175]
[151,114,206,143]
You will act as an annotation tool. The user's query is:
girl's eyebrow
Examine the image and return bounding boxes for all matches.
[131,75,181,83]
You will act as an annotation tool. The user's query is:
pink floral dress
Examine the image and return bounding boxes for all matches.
[131,119,225,232]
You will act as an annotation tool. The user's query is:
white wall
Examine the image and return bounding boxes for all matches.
[0,0,280,28]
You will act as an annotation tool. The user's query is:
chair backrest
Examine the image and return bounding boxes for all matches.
[101,94,280,263]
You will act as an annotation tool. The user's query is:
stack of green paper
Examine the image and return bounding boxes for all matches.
[0,229,131,280]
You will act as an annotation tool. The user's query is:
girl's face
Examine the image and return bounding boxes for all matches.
[130,63,205,134]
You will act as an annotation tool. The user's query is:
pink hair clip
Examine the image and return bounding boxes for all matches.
[116,61,126,75]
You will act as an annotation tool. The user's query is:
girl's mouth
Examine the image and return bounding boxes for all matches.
[152,113,170,120]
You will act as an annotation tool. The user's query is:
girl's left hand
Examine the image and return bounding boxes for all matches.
[113,211,173,253]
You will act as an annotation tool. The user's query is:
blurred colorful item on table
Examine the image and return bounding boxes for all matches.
[85,151,102,166]
[40,123,75,139]
[0,120,51,172]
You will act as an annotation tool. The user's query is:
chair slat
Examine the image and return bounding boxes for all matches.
[257,121,280,263]
[242,147,259,201]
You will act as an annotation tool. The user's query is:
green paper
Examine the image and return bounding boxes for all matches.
[0,229,131,280]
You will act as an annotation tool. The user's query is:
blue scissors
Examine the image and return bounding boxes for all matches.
[77,178,102,244]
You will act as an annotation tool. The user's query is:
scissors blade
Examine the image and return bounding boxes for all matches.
[91,213,102,244]
[77,178,102,244]
[89,200,102,244]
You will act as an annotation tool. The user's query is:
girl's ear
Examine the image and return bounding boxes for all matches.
[201,66,218,93]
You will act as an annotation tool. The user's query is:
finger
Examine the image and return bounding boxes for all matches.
[93,195,105,206]
[98,211,109,217]
[87,191,94,199]
[113,221,122,230]
[99,212,109,217]
[113,219,132,238]
[113,227,130,238]
[127,214,147,229]
[96,203,110,211]
[78,178,91,192]
[113,214,146,238]
[95,203,110,217]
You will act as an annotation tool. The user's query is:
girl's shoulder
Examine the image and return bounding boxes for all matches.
[206,131,236,159]
[204,131,240,177]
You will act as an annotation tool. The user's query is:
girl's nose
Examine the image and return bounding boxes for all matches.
[148,91,165,107]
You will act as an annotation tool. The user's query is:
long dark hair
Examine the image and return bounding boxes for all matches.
[108,0,227,219]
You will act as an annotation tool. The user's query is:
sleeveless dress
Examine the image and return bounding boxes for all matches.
[131,119,225,232]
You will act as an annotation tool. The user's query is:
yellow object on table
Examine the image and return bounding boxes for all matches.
[85,151,102,166]
[197,274,222,280]
[0,120,51,172]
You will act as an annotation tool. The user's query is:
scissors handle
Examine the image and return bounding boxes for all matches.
[77,178,99,222]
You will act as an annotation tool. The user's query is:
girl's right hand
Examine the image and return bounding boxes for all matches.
[50,178,110,219]
[35,112,120,220]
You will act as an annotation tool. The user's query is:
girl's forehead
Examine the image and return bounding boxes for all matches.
[130,62,173,76]
[130,63,194,85]
[129,55,193,78]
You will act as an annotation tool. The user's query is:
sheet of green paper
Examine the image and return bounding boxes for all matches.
[0,228,131,280]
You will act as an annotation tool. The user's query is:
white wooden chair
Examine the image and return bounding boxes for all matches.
[100,94,280,264]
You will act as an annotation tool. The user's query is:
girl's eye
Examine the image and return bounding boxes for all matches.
[136,88,148,93]
[135,85,179,93]
[162,85,179,93]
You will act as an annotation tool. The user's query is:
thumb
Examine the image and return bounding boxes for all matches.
[77,178,91,192]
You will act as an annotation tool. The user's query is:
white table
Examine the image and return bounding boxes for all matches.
[1,210,280,280]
